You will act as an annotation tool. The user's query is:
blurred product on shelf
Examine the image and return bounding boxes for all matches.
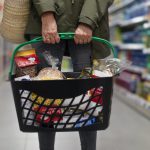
[110,0,150,113]
[142,81,150,102]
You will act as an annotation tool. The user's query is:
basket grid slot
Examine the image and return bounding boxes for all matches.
[62,93,86,129]
[72,87,99,128]
[82,93,103,127]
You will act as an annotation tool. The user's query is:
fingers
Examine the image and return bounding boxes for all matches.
[43,32,60,44]
[74,25,92,45]
[74,33,92,44]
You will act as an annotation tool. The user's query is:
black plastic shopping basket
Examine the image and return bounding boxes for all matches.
[9,33,117,132]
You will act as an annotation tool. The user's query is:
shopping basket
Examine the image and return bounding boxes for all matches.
[9,32,117,132]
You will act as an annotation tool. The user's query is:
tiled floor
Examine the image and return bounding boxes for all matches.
[0,81,150,150]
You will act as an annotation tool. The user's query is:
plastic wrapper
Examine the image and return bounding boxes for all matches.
[29,92,63,124]
[42,51,60,69]
[93,58,132,76]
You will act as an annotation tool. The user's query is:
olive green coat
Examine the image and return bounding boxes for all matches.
[25,0,114,59]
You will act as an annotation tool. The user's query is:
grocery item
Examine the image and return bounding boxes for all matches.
[32,67,65,80]
[89,87,103,105]
[56,112,96,129]
[75,116,96,128]
[20,90,35,125]
[29,92,63,124]
[79,67,93,79]
[93,58,132,76]
[15,75,31,81]
[42,51,60,69]
[34,106,62,124]
[15,49,39,77]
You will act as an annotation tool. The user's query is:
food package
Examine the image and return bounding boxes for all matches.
[56,114,96,129]
[42,51,60,69]
[20,90,35,125]
[32,67,65,80]
[15,75,31,81]
[93,58,132,76]
[15,49,39,77]
[29,92,63,124]
[62,93,103,117]
[75,115,96,128]
[56,114,81,129]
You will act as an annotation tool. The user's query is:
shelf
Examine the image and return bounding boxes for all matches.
[126,66,150,81]
[126,65,146,74]
[110,15,150,28]
[109,0,135,14]
[113,43,144,50]
[114,84,150,120]
[143,48,150,54]
[120,16,149,28]
[142,74,150,81]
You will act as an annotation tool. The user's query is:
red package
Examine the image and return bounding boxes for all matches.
[34,106,62,124]
[15,54,39,68]
[90,75,103,105]
[90,88,103,105]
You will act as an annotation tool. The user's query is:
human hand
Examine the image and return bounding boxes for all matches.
[41,12,60,44]
[74,23,93,44]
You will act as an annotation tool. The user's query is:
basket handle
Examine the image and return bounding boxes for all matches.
[9,32,116,78]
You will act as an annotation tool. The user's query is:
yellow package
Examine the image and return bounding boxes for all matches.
[15,49,36,57]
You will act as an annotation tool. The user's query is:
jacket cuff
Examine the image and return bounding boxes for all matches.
[35,3,56,16]
[79,16,99,30]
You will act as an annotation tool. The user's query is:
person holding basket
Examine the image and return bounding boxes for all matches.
[24,0,114,150]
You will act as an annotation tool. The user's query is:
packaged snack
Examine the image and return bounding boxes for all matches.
[34,106,63,124]
[29,92,63,124]
[75,115,96,128]
[15,49,39,77]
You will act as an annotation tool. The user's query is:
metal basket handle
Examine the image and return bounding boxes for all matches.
[9,32,117,78]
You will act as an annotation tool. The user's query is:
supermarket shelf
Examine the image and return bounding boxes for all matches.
[109,0,135,14]
[142,74,150,81]
[109,0,150,14]
[110,15,149,28]
[120,16,149,28]
[113,43,144,50]
[125,66,150,81]
[126,65,146,74]
[143,48,150,54]
[114,84,150,120]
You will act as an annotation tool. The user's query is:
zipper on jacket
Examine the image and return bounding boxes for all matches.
[72,0,75,4]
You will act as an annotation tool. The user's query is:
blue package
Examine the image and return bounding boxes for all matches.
[75,117,96,128]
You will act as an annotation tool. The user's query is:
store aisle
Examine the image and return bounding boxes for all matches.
[0,82,150,150]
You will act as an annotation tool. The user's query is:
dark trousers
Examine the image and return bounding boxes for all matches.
[31,38,97,150]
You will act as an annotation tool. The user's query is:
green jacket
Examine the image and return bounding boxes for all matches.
[25,0,114,59]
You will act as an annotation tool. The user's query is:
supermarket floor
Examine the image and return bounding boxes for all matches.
[0,81,150,150]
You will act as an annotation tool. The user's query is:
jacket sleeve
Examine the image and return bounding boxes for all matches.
[32,0,56,16]
[79,0,114,30]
